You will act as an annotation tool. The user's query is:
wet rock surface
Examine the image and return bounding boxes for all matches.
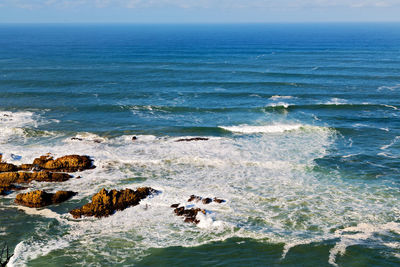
[70,187,158,218]
[15,190,77,208]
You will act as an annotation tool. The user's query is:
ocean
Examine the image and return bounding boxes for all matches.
[0,23,399,266]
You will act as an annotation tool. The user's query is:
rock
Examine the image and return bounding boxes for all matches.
[213,197,225,203]
[132,136,137,141]
[32,155,94,172]
[0,163,18,172]
[71,137,83,141]
[0,171,72,184]
[188,195,202,202]
[19,164,34,171]
[173,206,205,224]
[202,198,212,204]
[70,187,157,218]
[15,190,77,208]
[176,137,209,142]
[170,203,180,208]
[0,184,25,196]
[187,195,225,204]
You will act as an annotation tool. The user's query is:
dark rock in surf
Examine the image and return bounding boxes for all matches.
[213,197,225,203]
[173,206,205,224]
[176,137,209,142]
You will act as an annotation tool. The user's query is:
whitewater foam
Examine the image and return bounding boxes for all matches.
[219,124,307,134]
[3,121,399,266]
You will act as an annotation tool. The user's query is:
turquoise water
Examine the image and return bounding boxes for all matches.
[0,24,400,266]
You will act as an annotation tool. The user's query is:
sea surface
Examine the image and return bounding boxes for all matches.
[0,23,400,266]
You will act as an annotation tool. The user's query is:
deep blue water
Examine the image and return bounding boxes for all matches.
[0,24,400,266]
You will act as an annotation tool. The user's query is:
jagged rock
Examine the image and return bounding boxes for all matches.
[173,206,205,224]
[70,187,157,218]
[0,163,18,172]
[0,171,72,184]
[176,137,209,142]
[15,190,77,208]
[32,155,94,172]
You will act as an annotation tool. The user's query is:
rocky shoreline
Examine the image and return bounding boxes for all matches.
[1,152,225,225]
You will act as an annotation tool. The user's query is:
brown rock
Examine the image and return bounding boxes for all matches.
[188,195,202,202]
[32,155,94,172]
[19,164,34,171]
[69,187,158,218]
[15,190,77,208]
[213,197,225,203]
[0,171,72,185]
[0,163,18,172]
[0,184,26,195]
[173,206,205,224]
[176,137,209,142]
[170,203,180,208]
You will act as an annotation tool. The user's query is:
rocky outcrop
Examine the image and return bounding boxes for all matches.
[70,187,157,218]
[175,137,209,142]
[32,155,94,172]
[173,206,205,224]
[0,171,72,185]
[15,190,77,208]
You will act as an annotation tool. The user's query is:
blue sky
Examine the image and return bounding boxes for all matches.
[1,0,400,23]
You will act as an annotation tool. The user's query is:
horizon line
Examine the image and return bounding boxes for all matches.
[1,21,400,25]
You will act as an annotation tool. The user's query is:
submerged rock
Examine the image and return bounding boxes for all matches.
[15,190,77,208]
[0,171,72,184]
[70,187,157,219]
[32,155,94,172]
[175,137,209,142]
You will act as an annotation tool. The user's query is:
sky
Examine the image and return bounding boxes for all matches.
[0,0,400,23]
